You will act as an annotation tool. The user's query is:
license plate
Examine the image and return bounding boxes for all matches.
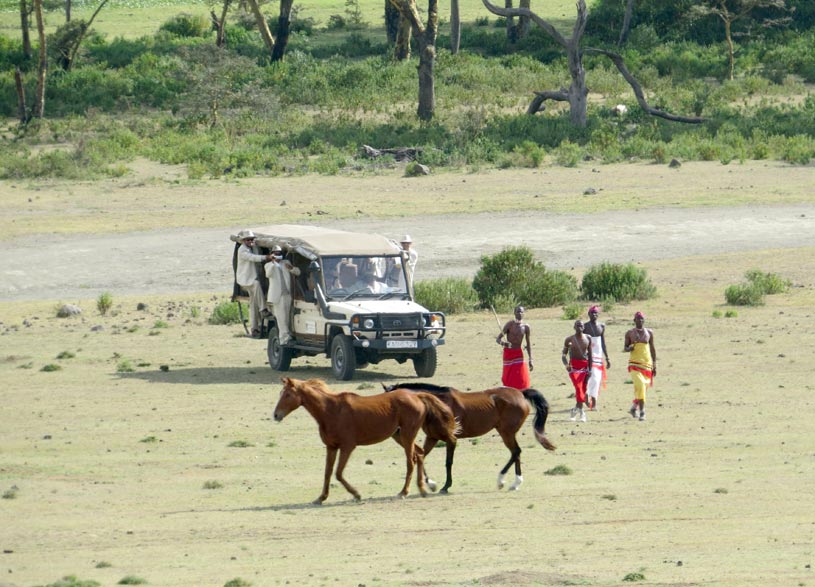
[386,340,418,349]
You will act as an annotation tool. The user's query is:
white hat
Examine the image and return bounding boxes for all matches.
[237,229,255,241]
[271,245,283,253]
[401,234,413,243]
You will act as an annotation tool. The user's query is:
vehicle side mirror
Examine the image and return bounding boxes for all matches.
[308,261,321,274]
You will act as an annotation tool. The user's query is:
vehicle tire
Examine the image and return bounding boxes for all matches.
[331,334,356,381]
[267,326,292,371]
[413,346,437,378]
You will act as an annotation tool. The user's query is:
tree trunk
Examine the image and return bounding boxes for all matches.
[618,0,634,46]
[517,0,529,39]
[724,18,734,80]
[449,0,460,54]
[246,0,276,57]
[416,38,436,121]
[212,0,230,47]
[32,0,45,118]
[20,0,32,59]
[385,0,400,45]
[271,0,293,62]
[566,39,587,126]
[15,67,28,123]
[66,0,71,21]
[505,0,516,43]
[394,14,411,60]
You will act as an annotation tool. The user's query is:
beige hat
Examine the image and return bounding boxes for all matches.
[271,245,283,253]
[401,234,413,243]
[237,229,255,241]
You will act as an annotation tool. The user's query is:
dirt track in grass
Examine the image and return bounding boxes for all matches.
[2,203,814,301]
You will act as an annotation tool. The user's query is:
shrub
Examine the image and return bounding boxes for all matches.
[562,303,582,320]
[745,269,791,295]
[520,268,578,308]
[117,359,135,373]
[117,577,147,585]
[580,262,657,303]
[209,301,242,325]
[159,13,211,38]
[473,246,537,309]
[414,278,479,314]
[724,283,764,306]
[36,576,101,587]
[40,364,63,372]
[97,292,113,315]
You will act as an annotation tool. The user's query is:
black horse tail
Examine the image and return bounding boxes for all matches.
[417,393,460,444]
[522,388,556,451]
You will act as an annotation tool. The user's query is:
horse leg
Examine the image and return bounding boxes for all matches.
[422,438,439,492]
[497,432,523,491]
[413,443,428,497]
[397,427,422,498]
[334,446,361,501]
[440,440,457,494]
[316,447,338,504]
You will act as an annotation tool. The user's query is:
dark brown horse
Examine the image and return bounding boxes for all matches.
[384,383,556,493]
[273,377,458,504]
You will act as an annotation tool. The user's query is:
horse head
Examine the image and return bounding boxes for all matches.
[274,376,303,421]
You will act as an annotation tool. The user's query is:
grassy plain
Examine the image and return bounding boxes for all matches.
[2,211,815,586]
[2,151,815,586]
[3,160,815,240]
[0,0,579,39]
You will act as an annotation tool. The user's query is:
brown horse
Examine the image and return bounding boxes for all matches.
[383,382,556,493]
[273,377,458,504]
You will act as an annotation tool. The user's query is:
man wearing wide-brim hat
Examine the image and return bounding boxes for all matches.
[399,234,418,290]
[236,229,272,338]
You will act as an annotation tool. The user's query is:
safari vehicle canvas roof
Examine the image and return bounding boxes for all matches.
[230,224,401,257]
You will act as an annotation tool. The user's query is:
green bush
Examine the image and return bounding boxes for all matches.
[159,13,211,38]
[580,262,657,303]
[724,283,765,306]
[97,292,113,315]
[520,268,578,308]
[34,576,101,587]
[745,269,791,294]
[472,246,536,309]
[209,301,242,325]
[562,303,582,320]
[414,278,479,315]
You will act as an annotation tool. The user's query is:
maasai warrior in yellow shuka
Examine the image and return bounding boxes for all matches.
[624,311,656,421]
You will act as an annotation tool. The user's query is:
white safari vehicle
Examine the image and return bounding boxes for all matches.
[230,225,445,380]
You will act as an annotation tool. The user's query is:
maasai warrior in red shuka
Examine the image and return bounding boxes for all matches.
[562,319,593,422]
[496,306,533,389]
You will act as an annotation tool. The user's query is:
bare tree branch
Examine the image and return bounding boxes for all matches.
[481,0,568,48]
[586,48,706,123]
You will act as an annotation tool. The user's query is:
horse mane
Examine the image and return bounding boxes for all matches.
[291,378,335,394]
[383,382,454,395]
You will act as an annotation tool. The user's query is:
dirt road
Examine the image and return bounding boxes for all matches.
[2,204,814,301]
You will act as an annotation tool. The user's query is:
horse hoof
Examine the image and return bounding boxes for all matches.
[312,498,324,505]
[353,495,362,502]
[440,488,449,495]
[426,480,438,492]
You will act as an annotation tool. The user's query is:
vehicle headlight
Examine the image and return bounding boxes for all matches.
[363,318,375,329]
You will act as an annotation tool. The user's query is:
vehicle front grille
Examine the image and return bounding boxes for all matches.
[380,314,422,330]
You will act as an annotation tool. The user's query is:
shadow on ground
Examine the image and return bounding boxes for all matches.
[117,366,416,386]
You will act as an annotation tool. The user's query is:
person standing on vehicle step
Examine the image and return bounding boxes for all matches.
[265,245,301,345]
[236,230,272,338]
[496,305,533,389]
[400,234,418,289]
[584,305,610,410]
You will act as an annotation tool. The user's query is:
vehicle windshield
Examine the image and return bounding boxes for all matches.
[321,255,410,300]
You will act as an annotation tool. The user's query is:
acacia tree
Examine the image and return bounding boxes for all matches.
[689,0,789,80]
[32,0,45,118]
[19,0,32,58]
[481,0,704,126]
[388,0,439,120]
[618,0,635,45]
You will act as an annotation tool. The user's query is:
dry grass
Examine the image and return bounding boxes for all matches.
[1,247,814,587]
[2,161,814,241]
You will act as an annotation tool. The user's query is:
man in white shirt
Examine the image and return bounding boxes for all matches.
[265,246,301,345]
[400,234,418,289]
[236,230,272,338]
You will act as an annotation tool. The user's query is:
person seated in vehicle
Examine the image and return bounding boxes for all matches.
[264,246,301,345]
[351,271,388,294]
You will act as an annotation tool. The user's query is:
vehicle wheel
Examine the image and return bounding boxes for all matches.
[331,334,356,381]
[413,346,438,378]
[268,327,292,371]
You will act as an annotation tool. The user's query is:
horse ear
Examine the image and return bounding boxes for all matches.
[280,376,291,386]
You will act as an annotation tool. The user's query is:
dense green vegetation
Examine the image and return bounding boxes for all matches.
[1,0,814,179]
